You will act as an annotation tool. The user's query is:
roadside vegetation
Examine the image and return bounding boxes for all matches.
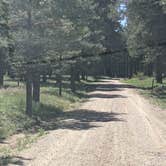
[0,76,97,162]
[0,0,166,164]
[123,74,166,109]
[0,76,95,139]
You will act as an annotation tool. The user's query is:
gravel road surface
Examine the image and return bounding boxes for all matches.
[10,79,166,166]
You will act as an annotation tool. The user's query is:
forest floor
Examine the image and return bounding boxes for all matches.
[2,79,166,166]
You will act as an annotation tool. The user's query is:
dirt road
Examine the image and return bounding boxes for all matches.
[10,80,166,166]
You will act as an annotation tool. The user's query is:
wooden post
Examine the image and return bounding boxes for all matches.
[26,72,33,116]
[33,73,40,102]
[151,78,155,93]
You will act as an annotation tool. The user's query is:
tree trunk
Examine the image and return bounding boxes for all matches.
[59,78,62,96]
[75,71,80,82]
[0,72,4,87]
[155,56,163,84]
[81,71,86,80]
[25,0,33,116]
[42,74,47,83]
[58,55,62,96]
[151,79,155,92]
[33,73,40,102]
[26,74,33,116]
[129,60,133,78]
[125,54,129,78]
[85,73,88,81]
[17,80,20,87]
[57,74,62,96]
[156,70,163,83]
[144,63,153,77]
[70,66,76,93]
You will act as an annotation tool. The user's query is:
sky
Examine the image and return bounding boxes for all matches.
[119,3,127,27]
[121,17,127,27]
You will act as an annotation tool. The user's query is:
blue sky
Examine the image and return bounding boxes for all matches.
[119,3,127,27]
[121,17,127,27]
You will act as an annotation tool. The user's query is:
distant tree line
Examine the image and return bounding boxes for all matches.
[126,0,166,83]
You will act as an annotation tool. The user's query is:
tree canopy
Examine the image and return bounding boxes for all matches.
[1,0,166,115]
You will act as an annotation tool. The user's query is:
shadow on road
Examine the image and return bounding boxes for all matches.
[0,79,128,165]
[92,81,153,91]
[37,109,126,132]
[30,80,128,132]
[0,80,128,142]
[0,156,31,166]
[89,93,127,99]
[57,110,126,130]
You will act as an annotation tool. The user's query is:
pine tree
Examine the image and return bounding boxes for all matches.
[126,0,166,82]
[0,0,9,87]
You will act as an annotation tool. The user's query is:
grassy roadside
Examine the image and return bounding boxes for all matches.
[122,75,166,109]
[0,76,96,160]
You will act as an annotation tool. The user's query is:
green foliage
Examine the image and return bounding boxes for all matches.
[123,77,166,108]
[0,91,34,139]
[0,0,125,140]
[0,78,89,139]
[0,0,9,80]
[123,76,154,89]
[126,0,166,80]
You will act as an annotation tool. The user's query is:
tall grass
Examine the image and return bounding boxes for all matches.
[0,78,90,140]
[123,74,166,109]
